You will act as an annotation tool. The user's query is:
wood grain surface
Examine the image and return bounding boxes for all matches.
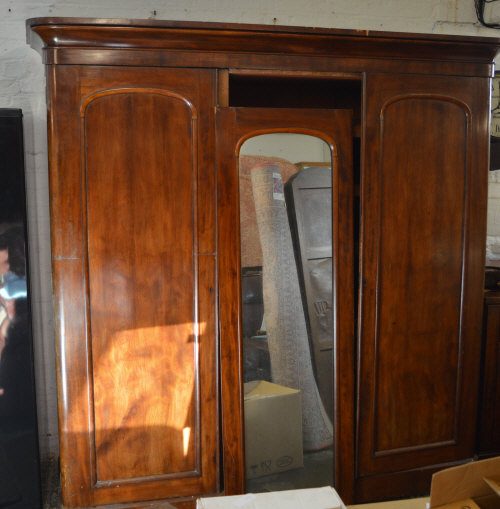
[355,72,490,501]
[47,66,218,507]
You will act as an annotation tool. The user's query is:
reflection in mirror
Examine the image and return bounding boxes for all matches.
[239,133,334,492]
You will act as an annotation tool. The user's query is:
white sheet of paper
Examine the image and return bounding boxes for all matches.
[197,486,345,509]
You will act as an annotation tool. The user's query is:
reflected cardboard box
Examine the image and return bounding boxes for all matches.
[243,380,303,479]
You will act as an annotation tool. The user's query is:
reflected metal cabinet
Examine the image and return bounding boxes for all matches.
[27,18,500,508]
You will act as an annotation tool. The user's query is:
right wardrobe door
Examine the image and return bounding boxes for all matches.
[356,72,489,502]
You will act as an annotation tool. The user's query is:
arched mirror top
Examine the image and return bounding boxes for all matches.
[235,128,337,162]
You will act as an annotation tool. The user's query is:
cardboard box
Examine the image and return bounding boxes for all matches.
[429,456,500,508]
[244,380,303,479]
[197,486,346,509]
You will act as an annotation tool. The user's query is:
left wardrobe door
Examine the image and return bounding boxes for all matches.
[48,67,218,508]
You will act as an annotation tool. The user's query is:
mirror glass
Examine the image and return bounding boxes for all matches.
[239,133,335,492]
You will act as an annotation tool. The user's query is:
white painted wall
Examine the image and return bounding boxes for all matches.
[488,171,500,260]
[1,0,499,460]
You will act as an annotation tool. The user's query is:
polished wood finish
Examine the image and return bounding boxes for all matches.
[86,91,198,481]
[26,17,499,70]
[27,18,496,78]
[28,18,500,507]
[478,291,500,457]
[357,73,490,501]
[46,65,218,508]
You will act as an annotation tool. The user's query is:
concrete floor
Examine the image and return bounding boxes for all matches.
[41,457,60,509]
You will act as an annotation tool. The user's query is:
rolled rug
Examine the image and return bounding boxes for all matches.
[250,162,333,450]
[239,154,299,268]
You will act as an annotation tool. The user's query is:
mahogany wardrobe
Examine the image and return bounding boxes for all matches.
[27,18,500,508]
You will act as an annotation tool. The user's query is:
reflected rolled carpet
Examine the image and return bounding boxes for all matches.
[251,162,333,450]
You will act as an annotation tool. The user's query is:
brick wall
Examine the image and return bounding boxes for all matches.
[1,0,498,460]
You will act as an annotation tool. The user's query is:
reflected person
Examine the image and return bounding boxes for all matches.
[0,227,31,507]
[0,228,27,360]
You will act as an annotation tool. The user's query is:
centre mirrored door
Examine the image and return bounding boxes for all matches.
[217,108,355,498]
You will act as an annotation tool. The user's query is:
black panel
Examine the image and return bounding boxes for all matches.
[0,109,42,508]
[228,76,362,126]
[491,138,500,170]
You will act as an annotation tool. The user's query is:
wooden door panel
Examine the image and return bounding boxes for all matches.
[84,91,199,480]
[49,67,218,507]
[356,73,489,496]
[375,96,465,453]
